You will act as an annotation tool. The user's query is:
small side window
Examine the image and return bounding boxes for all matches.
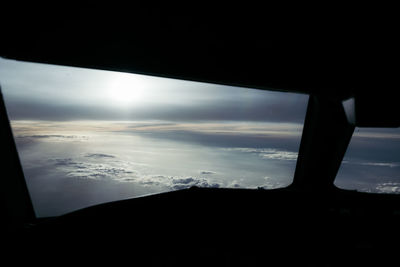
[335,128,400,193]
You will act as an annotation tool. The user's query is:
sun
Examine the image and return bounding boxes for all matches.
[107,73,146,105]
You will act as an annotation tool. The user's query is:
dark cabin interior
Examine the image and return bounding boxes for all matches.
[1,4,399,266]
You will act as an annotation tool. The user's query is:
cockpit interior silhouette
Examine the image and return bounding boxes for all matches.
[1,4,398,266]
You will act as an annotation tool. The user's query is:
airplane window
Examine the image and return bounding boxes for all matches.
[335,127,400,193]
[0,58,308,217]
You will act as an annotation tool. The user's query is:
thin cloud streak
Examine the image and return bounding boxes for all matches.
[226,148,298,161]
[11,120,304,139]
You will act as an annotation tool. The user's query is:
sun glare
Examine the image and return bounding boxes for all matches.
[107,73,147,105]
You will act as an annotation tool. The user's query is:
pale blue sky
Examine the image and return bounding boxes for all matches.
[0,57,307,122]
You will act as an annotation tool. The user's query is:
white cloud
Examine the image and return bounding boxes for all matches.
[134,175,221,190]
[258,149,298,161]
[50,156,222,190]
[361,162,400,168]
[226,148,298,161]
[375,182,400,194]
[170,177,220,190]
[229,183,242,188]
[85,153,116,159]
[342,160,400,168]
[50,157,135,181]
[199,171,216,175]
[16,134,89,141]
[258,176,286,189]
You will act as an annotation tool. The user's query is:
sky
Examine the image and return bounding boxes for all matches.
[1,57,399,217]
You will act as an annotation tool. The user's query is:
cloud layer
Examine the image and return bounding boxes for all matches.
[49,154,222,191]
[226,148,298,161]
[360,162,400,168]
[85,153,116,159]
[10,118,400,209]
[50,157,134,180]
[375,182,400,194]
[16,134,88,141]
